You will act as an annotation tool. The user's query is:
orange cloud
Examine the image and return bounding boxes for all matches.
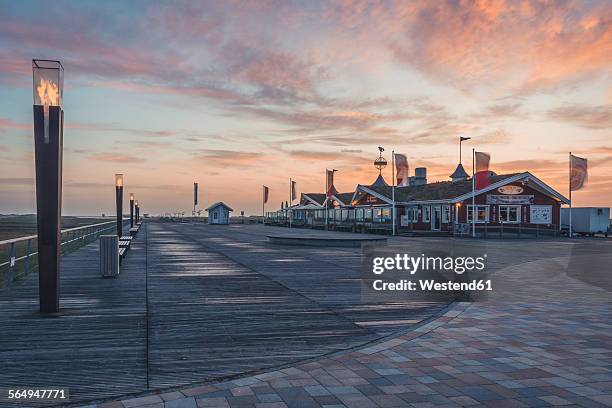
[88,153,147,163]
[547,105,612,129]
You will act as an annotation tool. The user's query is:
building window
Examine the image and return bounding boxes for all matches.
[499,205,521,223]
[442,205,451,223]
[422,206,431,223]
[407,207,418,222]
[365,208,372,221]
[467,205,489,223]
[213,212,218,219]
[356,208,364,221]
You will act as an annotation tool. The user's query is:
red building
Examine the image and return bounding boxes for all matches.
[266,169,569,236]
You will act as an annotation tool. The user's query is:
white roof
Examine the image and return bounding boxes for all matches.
[205,202,234,212]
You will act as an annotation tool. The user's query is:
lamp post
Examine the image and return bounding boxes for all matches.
[135,200,140,224]
[116,174,123,237]
[130,193,134,228]
[33,59,64,314]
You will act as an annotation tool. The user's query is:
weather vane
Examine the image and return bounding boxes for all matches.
[374,146,387,175]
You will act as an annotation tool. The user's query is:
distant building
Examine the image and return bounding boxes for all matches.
[206,202,233,225]
[266,164,570,236]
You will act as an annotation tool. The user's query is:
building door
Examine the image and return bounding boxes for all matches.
[432,206,441,230]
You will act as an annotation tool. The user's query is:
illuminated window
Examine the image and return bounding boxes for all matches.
[467,205,489,223]
[499,205,520,223]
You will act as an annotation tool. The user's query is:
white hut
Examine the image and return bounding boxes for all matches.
[206,202,233,225]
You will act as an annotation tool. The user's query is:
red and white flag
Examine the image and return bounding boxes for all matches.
[263,185,269,204]
[394,153,409,187]
[291,180,297,201]
[326,169,338,197]
[474,151,491,190]
[570,154,588,191]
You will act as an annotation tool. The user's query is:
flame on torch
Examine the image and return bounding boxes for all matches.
[37,78,60,107]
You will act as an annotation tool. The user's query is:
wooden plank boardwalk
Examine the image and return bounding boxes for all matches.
[0,223,448,407]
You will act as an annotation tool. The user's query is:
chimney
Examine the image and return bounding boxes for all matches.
[413,167,427,186]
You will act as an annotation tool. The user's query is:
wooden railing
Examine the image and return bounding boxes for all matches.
[0,220,120,287]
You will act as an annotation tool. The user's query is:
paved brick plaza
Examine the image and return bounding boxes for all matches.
[79,224,611,408]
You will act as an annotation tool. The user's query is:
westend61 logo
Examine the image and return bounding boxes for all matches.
[372,254,487,275]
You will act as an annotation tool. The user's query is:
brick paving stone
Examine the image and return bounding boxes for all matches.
[254,402,288,408]
[196,397,229,408]
[538,395,573,405]
[369,394,406,407]
[122,395,164,407]
[165,397,197,408]
[160,392,186,402]
[257,394,283,403]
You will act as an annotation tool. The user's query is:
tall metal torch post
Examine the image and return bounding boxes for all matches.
[116,174,124,237]
[130,193,134,228]
[33,59,64,314]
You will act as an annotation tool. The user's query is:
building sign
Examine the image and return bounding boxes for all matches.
[530,205,552,224]
[486,194,534,204]
[498,185,524,195]
[364,195,384,204]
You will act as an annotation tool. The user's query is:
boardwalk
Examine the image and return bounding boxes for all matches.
[90,234,612,408]
[0,223,447,407]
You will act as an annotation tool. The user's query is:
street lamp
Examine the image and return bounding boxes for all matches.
[33,59,64,314]
[135,200,140,224]
[130,193,134,228]
[115,174,123,237]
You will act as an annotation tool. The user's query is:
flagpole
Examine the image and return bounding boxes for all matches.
[569,152,572,238]
[392,151,396,236]
[472,148,476,238]
[289,178,292,229]
[262,185,265,221]
[325,169,328,230]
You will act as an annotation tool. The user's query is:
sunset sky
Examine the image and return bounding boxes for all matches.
[0,0,610,215]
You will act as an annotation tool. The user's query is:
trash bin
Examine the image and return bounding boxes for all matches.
[100,235,119,277]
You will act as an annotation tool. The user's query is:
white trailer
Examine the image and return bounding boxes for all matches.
[561,207,610,237]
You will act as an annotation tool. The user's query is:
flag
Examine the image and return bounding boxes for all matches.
[460,136,471,142]
[570,154,588,191]
[193,182,198,206]
[474,151,491,190]
[263,185,269,204]
[326,169,338,197]
[291,180,297,201]
[394,153,409,187]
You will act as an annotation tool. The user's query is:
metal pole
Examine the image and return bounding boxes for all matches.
[116,186,123,237]
[289,178,292,229]
[34,104,63,313]
[472,148,476,238]
[569,152,572,238]
[392,151,396,236]
[130,196,134,228]
[325,169,328,230]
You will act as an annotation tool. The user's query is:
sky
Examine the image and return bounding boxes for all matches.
[0,0,610,216]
